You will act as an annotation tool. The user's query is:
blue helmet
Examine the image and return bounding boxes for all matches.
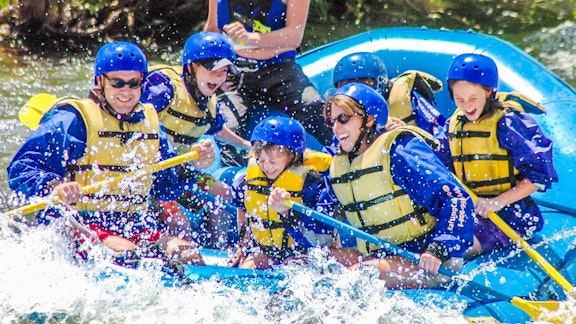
[447,53,499,93]
[182,32,237,73]
[94,41,148,84]
[251,116,306,153]
[333,52,389,97]
[334,82,389,134]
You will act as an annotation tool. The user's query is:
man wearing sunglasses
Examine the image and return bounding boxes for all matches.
[8,41,215,269]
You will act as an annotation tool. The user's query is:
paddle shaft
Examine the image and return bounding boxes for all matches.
[468,193,574,293]
[3,151,200,219]
[285,200,519,302]
[532,197,576,216]
[286,201,575,320]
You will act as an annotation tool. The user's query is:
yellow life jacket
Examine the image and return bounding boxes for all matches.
[149,65,218,153]
[63,98,160,214]
[388,70,443,126]
[330,126,437,255]
[244,151,332,257]
[448,108,521,196]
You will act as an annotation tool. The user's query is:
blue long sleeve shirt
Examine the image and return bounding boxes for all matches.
[323,135,475,259]
[435,111,557,190]
[434,110,558,235]
[8,100,186,203]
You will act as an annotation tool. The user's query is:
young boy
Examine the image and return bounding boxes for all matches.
[229,116,335,269]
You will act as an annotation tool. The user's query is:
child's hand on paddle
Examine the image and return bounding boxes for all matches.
[268,188,291,215]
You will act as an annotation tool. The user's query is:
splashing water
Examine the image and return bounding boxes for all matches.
[0,210,471,323]
[2,24,576,323]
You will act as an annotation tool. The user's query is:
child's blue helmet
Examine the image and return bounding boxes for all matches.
[182,32,238,73]
[334,82,389,134]
[333,52,389,97]
[251,116,306,153]
[447,53,499,95]
[94,41,148,84]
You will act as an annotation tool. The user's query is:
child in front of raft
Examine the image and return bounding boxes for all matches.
[322,82,475,289]
[7,41,215,267]
[141,32,251,249]
[435,53,558,258]
[228,116,336,270]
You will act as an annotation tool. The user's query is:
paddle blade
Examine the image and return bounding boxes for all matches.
[510,297,572,322]
[19,93,58,130]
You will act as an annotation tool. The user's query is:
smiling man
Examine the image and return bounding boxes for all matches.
[8,41,215,267]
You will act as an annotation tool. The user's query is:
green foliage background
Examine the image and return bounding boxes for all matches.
[1,0,575,54]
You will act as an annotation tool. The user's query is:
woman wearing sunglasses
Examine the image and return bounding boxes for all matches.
[8,41,215,268]
[323,82,475,289]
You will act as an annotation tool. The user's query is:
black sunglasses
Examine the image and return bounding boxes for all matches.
[325,113,354,127]
[102,74,143,89]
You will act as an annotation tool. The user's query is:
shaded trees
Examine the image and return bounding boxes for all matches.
[0,0,574,55]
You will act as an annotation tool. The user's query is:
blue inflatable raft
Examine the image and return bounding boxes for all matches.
[178,27,576,322]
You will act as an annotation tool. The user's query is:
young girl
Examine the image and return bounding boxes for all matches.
[230,116,335,269]
[142,32,251,248]
[440,53,558,258]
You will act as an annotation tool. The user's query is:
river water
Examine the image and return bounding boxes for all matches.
[1,23,575,323]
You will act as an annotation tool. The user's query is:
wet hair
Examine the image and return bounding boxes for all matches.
[183,63,208,100]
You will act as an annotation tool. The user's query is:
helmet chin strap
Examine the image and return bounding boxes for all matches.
[184,64,208,103]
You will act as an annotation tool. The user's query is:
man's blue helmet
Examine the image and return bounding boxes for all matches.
[334,82,389,134]
[447,53,499,95]
[251,116,306,153]
[333,52,389,97]
[182,32,238,73]
[94,41,148,84]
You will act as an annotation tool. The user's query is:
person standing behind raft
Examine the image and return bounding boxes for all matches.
[229,116,335,270]
[436,53,558,258]
[7,41,215,266]
[204,0,334,167]
[142,32,250,248]
[324,82,474,289]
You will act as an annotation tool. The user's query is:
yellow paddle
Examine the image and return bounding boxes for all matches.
[19,93,59,130]
[465,190,574,294]
[2,151,200,220]
[285,200,571,322]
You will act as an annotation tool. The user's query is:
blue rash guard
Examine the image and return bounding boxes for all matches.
[141,70,226,136]
[230,167,335,249]
[8,99,188,208]
[324,135,475,259]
